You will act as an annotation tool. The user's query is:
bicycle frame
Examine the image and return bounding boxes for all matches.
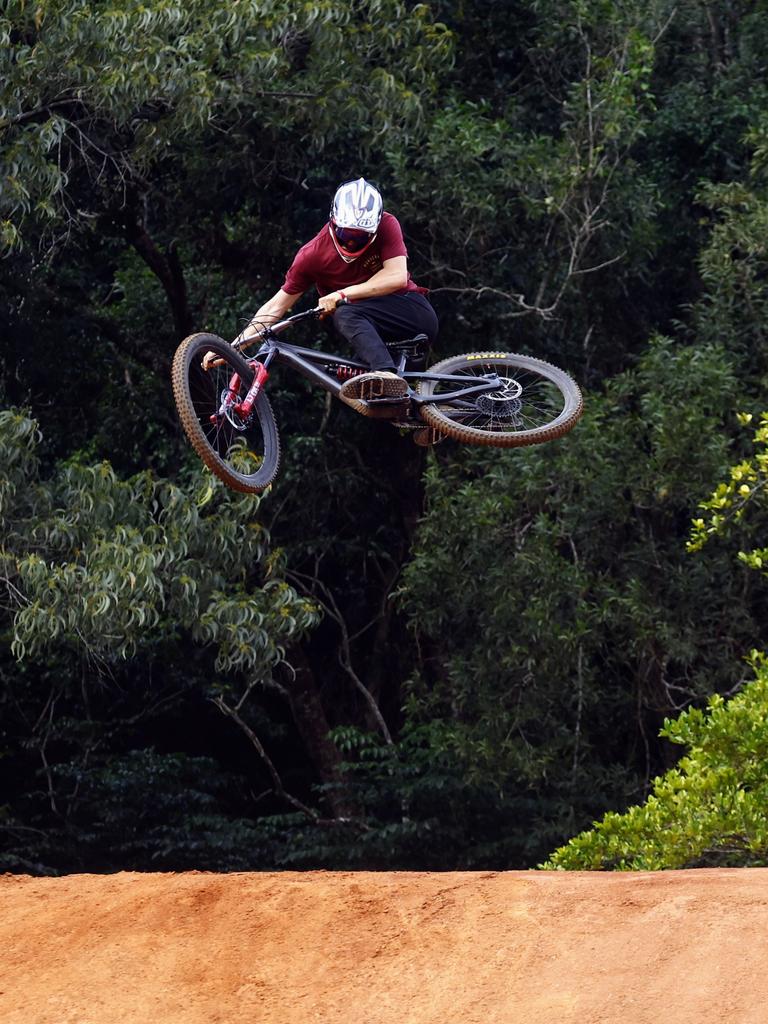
[175,307,583,493]
[232,307,504,417]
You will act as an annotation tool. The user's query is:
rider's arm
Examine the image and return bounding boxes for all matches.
[202,289,303,369]
[235,288,302,345]
[317,256,409,312]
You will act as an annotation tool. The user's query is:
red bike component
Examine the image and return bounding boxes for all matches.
[335,365,365,381]
[210,372,243,423]
[236,361,269,417]
[210,362,269,424]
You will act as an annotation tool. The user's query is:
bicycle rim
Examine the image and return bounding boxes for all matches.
[172,333,280,492]
[418,352,583,448]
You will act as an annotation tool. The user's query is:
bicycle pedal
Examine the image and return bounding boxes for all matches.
[360,381,403,401]
[339,371,407,403]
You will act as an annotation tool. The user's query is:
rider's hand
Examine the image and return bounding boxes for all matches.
[318,291,345,317]
[202,322,266,370]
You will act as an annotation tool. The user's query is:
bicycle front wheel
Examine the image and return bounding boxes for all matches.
[418,351,583,448]
[172,333,280,493]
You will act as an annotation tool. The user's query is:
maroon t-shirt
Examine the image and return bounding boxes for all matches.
[281,212,427,297]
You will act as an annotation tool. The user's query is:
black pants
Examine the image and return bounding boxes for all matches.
[331,292,439,371]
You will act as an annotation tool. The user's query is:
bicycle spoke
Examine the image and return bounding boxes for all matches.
[431,368,564,433]
[418,353,581,446]
[174,339,278,490]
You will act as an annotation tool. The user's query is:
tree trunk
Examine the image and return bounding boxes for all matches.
[284,645,360,818]
[120,211,193,339]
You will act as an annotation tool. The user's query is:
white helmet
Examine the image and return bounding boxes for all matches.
[330,177,383,232]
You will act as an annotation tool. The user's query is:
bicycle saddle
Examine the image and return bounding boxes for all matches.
[386,333,429,357]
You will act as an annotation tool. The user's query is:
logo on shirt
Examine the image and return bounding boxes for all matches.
[362,254,382,272]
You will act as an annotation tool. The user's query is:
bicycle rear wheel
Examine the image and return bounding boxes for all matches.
[418,351,583,448]
[172,333,280,493]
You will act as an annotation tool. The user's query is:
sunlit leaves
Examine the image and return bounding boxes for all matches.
[688,414,768,577]
[195,579,319,676]
[546,652,768,870]
[1,407,320,669]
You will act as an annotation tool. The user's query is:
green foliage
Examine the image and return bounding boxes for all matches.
[399,337,765,863]
[0,0,452,250]
[0,409,318,668]
[688,413,768,557]
[392,0,663,329]
[4,0,768,874]
[0,408,321,873]
[545,652,768,870]
[542,216,768,871]
[695,124,768,372]
[228,723,548,869]
[1,750,268,873]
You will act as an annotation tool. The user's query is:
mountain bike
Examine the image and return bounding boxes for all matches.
[171,307,583,493]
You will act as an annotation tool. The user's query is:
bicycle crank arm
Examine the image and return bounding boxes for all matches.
[338,393,410,419]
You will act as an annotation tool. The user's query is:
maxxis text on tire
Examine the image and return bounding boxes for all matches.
[418,351,583,448]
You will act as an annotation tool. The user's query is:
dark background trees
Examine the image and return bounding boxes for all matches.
[2,0,768,873]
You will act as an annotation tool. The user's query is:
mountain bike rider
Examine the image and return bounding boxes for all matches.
[230,177,439,402]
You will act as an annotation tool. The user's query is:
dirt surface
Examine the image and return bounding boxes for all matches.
[2,868,768,1024]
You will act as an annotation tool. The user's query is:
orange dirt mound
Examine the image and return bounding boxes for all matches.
[2,868,767,1023]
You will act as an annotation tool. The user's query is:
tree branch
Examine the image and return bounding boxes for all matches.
[121,210,192,338]
[288,570,394,745]
[211,694,321,820]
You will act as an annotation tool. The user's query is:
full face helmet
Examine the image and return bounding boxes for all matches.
[329,177,383,262]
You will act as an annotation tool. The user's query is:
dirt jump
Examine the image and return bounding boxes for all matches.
[2,867,767,1023]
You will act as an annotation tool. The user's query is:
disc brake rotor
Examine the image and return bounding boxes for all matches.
[475,376,523,419]
[221,390,249,431]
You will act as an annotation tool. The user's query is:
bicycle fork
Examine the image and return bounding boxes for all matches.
[211,361,269,424]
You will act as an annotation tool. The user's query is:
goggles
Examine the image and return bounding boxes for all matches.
[333,224,373,253]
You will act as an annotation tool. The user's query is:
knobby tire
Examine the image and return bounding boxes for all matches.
[172,333,280,493]
[418,351,583,448]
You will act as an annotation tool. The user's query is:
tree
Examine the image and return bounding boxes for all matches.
[396,336,767,864]
[393,0,664,326]
[5,0,768,874]
[544,135,768,869]
[1,0,452,330]
[692,117,768,375]
[0,407,339,872]
[544,651,768,870]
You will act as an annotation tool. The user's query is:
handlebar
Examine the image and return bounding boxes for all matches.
[268,305,323,333]
[233,305,323,353]
[205,302,340,367]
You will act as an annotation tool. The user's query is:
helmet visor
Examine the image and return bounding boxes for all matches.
[333,225,373,253]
